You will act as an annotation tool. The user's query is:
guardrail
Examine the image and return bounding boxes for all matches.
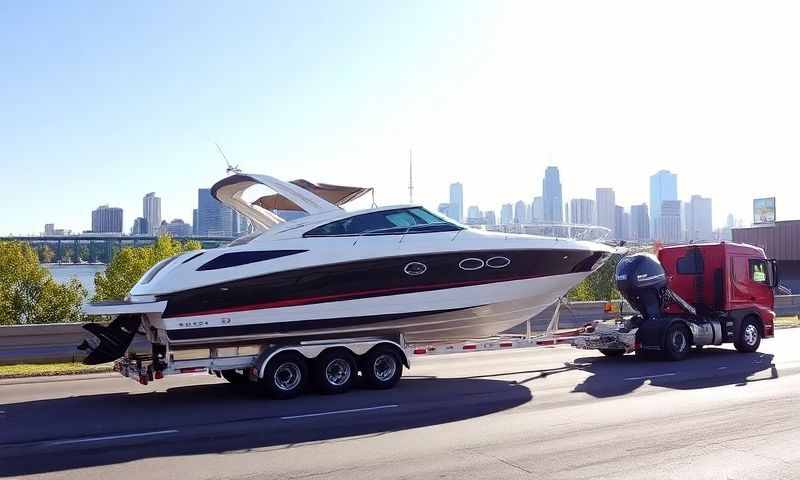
[2,296,799,366]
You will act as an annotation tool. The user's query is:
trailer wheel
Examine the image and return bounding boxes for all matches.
[259,351,308,399]
[360,345,403,389]
[313,349,357,394]
[735,317,761,353]
[598,348,626,357]
[663,323,691,361]
[220,369,250,385]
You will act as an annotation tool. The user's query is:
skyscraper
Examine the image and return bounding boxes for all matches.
[192,209,198,236]
[595,188,616,233]
[466,205,482,224]
[197,188,233,236]
[131,217,148,235]
[649,170,678,234]
[437,203,450,217]
[570,198,596,225]
[142,192,162,235]
[686,195,713,241]
[614,205,627,240]
[484,210,497,226]
[532,196,544,222]
[630,203,650,242]
[91,205,123,233]
[542,166,563,223]
[513,200,527,224]
[165,219,192,237]
[448,183,463,222]
[656,200,682,243]
[500,203,513,225]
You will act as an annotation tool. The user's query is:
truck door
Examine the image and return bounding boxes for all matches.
[729,255,774,310]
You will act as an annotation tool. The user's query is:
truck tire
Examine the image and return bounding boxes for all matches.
[360,345,403,389]
[259,351,308,399]
[735,317,761,353]
[313,349,357,394]
[599,349,626,357]
[663,323,691,361]
[221,369,250,385]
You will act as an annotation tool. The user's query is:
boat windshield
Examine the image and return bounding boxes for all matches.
[304,207,463,237]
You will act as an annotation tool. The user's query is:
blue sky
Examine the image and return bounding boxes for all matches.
[2,1,799,234]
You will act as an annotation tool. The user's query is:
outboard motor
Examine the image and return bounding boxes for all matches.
[615,253,667,321]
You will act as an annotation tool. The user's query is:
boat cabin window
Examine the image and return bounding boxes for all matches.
[304,207,462,237]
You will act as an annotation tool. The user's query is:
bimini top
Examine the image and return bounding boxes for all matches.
[210,173,372,231]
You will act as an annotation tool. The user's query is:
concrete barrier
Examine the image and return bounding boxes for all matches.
[1,296,798,365]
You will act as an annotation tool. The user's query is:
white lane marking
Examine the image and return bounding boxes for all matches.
[624,373,677,381]
[46,429,178,446]
[281,404,399,420]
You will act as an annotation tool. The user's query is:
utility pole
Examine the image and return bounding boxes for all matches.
[408,149,414,204]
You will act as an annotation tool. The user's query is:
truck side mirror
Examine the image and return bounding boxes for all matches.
[768,259,779,288]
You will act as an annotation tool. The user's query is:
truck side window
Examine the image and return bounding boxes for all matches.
[749,259,768,284]
[676,249,703,274]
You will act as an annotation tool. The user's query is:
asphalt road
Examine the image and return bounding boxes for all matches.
[2,330,800,480]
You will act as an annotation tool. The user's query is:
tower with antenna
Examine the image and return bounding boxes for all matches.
[408,149,414,204]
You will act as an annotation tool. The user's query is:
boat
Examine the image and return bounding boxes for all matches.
[80,173,615,365]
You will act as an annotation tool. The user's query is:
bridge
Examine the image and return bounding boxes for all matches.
[0,235,235,264]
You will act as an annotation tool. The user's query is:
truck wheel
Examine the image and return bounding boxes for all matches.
[259,351,308,399]
[361,345,403,389]
[598,349,626,357]
[735,317,761,353]
[314,349,357,394]
[663,323,691,361]
[221,369,250,385]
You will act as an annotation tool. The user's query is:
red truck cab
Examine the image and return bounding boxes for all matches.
[658,242,776,339]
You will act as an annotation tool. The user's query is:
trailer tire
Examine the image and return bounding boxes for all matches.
[220,369,250,385]
[360,345,403,389]
[735,317,761,353]
[663,323,691,361]
[259,351,308,399]
[598,349,626,357]
[313,349,357,394]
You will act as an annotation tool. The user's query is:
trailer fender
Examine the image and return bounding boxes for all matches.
[255,339,408,379]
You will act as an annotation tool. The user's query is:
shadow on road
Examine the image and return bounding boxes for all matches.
[0,376,531,477]
[569,349,777,398]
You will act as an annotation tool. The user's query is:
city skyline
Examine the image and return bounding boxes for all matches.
[3,3,799,235]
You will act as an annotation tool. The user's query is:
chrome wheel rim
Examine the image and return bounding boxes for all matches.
[373,354,397,382]
[274,362,302,391]
[671,330,687,352]
[743,324,759,346]
[325,358,352,386]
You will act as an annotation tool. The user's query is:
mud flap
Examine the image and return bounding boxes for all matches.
[78,314,143,365]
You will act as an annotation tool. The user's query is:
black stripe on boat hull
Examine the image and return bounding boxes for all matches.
[160,249,608,319]
[166,306,476,341]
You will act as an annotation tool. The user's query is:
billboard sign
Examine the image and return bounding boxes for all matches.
[753,197,776,224]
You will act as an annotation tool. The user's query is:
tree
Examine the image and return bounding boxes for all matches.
[0,241,86,325]
[36,244,55,263]
[93,235,202,301]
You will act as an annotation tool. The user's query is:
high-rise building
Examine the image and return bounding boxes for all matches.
[595,188,616,233]
[686,195,713,241]
[542,166,563,223]
[623,211,631,241]
[484,210,497,226]
[532,196,544,222]
[513,200,527,224]
[192,209,198,236]
[649,170,678,234]
[500,203,513,225]
[165,218,192,237]
[131,217,148,235]
[630,203,650,242]
[448,183,463,222]
[656,200,682,243]
[466,205,483,225]
[44,224,55,235]
[91,205,123,233]
[570,198,596,225]
[197,188,233,236]
[614,205,627,240]
[142,192,162,235]
[437,203,450,217]
[231,210,250,237]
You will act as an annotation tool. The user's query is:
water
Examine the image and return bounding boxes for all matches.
[44,264,106,298]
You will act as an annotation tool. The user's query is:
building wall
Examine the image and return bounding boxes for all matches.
[655,200,682,243]
[649,170,677,234]
[197,188,232,236]
[570,198,595,225]
[542,166,563,223]
[630,203,650,242]
[595,188,616,232]
[142,192,162,235]
[513,200,526,224]
[448,183,463,222]
[500,203,513,225]
[91,206,123,233]
[686,195,713,241]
